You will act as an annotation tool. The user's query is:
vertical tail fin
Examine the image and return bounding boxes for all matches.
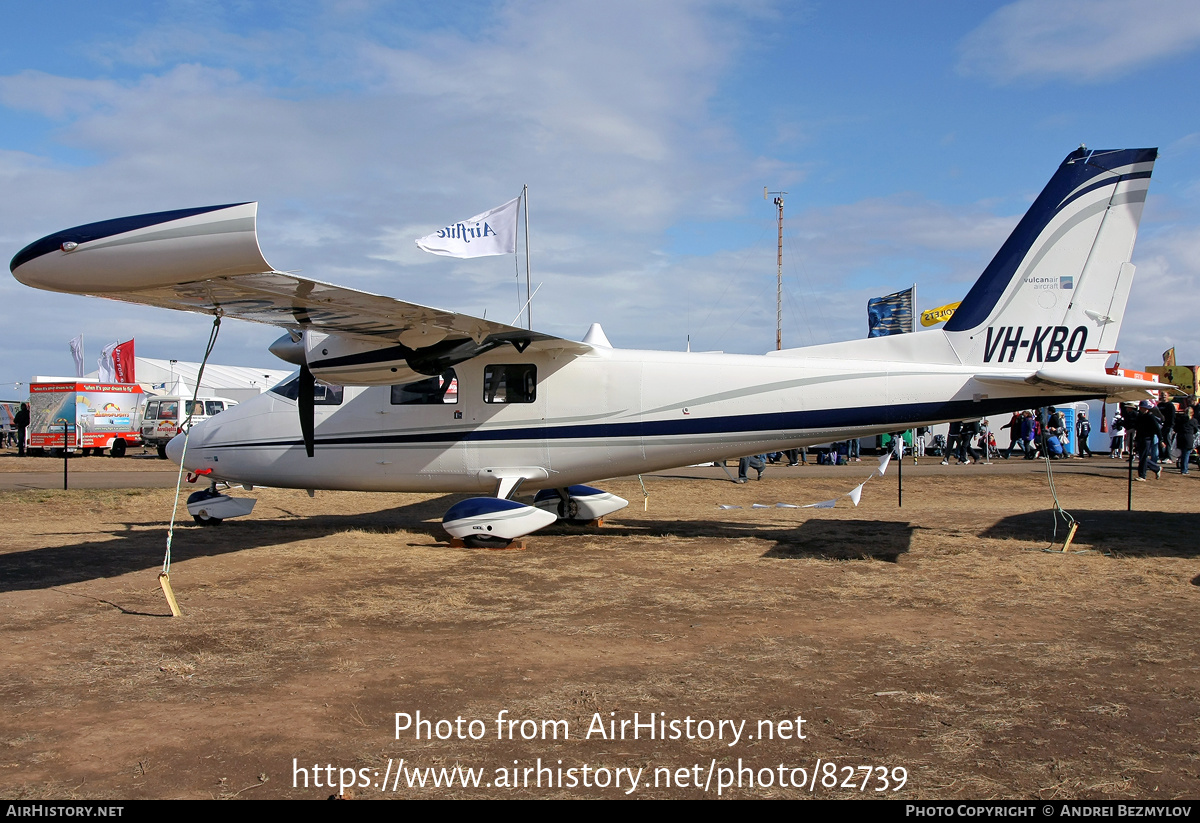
[946,147,1156,368]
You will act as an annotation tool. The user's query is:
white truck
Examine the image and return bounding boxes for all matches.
[141,395,238,458]
[28,381,146,457]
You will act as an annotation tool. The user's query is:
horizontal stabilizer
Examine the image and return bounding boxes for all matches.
[976,369,1169,401]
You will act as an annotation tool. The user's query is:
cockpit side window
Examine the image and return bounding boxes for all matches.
[269,374,344,405]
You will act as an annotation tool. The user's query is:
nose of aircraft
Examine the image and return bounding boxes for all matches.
[164,433,185,464]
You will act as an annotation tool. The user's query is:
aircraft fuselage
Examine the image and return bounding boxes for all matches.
[174,340,1087,494]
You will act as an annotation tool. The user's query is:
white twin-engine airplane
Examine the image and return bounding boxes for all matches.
[11,146,1165,545]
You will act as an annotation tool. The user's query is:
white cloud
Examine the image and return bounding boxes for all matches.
[958,0,1200,83]
[1,0,1192,387]
[0,0,782,381]
[1121,223,1200,367]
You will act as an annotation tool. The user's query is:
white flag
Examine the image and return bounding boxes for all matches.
[875,452,892,477]
[70,335,85,378]
[846,483,865,507]
[98,341,118,383]
[416,196,520,258]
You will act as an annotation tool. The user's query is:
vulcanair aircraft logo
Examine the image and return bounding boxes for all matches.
[1023,275,1074,291]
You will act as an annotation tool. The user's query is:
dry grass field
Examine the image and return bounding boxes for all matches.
[1,454,1197,799]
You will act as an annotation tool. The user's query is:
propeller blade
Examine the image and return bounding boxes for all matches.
[299,364,315,457]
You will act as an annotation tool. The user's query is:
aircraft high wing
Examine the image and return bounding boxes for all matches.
[10,146,1167,545]
[10,202,590,384]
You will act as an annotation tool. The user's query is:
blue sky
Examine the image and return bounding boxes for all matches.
[3,0,1199,389]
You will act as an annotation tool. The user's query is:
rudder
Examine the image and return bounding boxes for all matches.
[946,147,1156,368]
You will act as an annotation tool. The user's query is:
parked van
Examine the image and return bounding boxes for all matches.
[141,396,238,458]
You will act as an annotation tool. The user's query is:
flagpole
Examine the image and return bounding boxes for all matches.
[523,184,532,330]
[911,282,918,333]
[768,188,787,352]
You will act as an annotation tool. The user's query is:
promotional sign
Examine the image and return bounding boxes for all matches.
[28,382,144,451]
[1146,365,1194,396]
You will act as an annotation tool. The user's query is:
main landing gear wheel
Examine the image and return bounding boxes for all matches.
[533,486,630,525]
[192,512,223,526]
[556,497,590,526]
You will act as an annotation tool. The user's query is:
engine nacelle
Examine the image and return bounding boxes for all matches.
[443,497,558,546]
[533,485,629,523]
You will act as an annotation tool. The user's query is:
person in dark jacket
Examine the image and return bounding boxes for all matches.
[1157,399,1176,462]
[959,420,980,464]
[14,402,29,457]
[1020,411,1037,459]
[1076,411,1094,457]
[942,421,961,465]
[1001,411,1023,459]
[1134,400,1162,480]
[1175,406,1198,474]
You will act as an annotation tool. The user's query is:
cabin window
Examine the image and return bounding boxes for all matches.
[483,364,536,404]
[391,370,458,405]
[204,400,227,416]
[269,374,345,405]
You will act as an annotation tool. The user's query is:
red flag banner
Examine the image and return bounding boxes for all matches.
[112,340,135,384]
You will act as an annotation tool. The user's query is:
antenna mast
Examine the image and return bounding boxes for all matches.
[765,187,787,350]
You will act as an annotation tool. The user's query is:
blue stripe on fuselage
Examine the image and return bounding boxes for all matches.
[196,394,1089,452]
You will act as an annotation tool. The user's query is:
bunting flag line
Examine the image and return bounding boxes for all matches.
[720,450,893,510]
[875,452,892,477]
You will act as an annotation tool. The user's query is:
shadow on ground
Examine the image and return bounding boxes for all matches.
[761,519,913,561]
[0,494,460,593]
[546,516,915,562]
[981,508,1200,557]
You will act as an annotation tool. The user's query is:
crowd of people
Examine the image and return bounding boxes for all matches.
[727,395,1199,483]
[1107,397,1199,480]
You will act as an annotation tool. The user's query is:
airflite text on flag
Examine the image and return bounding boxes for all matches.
[416,196,520,259]
[434,222,498,242]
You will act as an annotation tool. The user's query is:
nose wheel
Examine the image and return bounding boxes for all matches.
[188,487,225,526]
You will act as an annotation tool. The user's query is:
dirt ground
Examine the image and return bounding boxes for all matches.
[1,452,1197,799]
